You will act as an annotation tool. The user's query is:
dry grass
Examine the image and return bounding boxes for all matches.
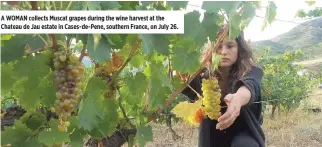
[124,88,322,147]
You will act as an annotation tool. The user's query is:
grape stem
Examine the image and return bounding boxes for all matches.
[187,84,202,99]
[79,44,87,61]
[108,39,142,86]
[36,34,49,46]
[148,27,228,122]
[66,1,73,10]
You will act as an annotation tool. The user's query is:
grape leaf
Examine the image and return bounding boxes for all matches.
[100,1,121,10]
[262,1,277,31]
[82,1,101,10]
[76,34,89,44]
[144,62,172,110]
[240,2,256,30]
[183,11,221,47]
[171,99,203,126]
[125,72,148,95]
[130,52,144,68]
[228,12,242,40]
[171,38,200,74]
[39,72,56,107]
[140,34,170,55]
[89,99,119,137]
[202,1,241,14]
[1,120,42,147]
[136,124,153,147]
[1,62,16,95]
[20,111,46,131]
[119,1,139,10]
[167,1,188,10]
[38,119,70,146]
[11,54,51,110]
[1,34,44,63]
[87,34,113,63]
[1,34,13,40]
[78,77,108,131]
[67,117,86,147]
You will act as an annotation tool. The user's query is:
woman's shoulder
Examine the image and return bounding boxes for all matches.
[243,64,264,79]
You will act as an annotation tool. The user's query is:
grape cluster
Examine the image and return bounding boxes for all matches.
[51,45,85,131]
[94,52,124,99]
[201,77,221,120]
[94,52,125,78]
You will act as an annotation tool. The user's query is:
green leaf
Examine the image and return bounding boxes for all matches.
[136,124,153,147]
[183,11,221,47]
[171,37,200,74]
[90,99,119,137]
[12,54,51,110]
[76,34,89,44]
[1,120,42,147]
[130,52,144,68]
[67,117,86,147]
[1,62,16,95]
[140,34,170,55]
[78,77,108,131]
[20,111,46,131]
[1,34,45,63]
[144,61,172,110]
[125,72,148,95]
[38,119,70,146]
[262,1,277,31]
[82,1,101,10]
[228,12,242,40]
[39,72,56,107]
[240,2,256,30]
[100,1,121,10]
[202,1,241,14]
[87,34,113,63]
[167,1,188,10]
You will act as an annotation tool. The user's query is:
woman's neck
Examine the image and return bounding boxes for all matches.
[218,66,230,81]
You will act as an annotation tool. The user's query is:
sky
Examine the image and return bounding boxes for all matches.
[186,0,322,41]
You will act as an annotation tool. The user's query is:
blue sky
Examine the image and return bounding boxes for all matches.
[186,0,322,41]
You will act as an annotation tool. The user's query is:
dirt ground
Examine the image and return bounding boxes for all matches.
[123,88,322,147]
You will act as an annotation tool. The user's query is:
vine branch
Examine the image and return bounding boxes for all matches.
[147,27,228,122]
[30,1,37,10]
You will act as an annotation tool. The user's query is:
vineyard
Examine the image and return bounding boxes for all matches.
[1,1,322,147]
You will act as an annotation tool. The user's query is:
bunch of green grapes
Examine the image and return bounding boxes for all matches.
[201,77,221,120]
[51,45,85,131]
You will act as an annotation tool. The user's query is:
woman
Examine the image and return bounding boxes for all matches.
[178,24,265,147]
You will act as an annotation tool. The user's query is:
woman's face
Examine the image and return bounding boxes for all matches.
[216,37,238,67]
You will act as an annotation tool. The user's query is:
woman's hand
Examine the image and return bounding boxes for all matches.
[216,93,242,130]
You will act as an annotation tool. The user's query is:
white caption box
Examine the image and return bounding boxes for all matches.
[0,10,184,34]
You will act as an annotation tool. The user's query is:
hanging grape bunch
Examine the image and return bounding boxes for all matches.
[51,45,85,132]
[94,52,125,99]
[201,77,221,120]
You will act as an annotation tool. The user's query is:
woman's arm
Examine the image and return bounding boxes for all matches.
[216,66,263,130]
[233,66,264,106]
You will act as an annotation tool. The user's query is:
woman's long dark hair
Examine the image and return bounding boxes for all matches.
[201,24,258,80]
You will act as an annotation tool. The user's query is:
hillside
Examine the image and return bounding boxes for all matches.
[251,17,322,60]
